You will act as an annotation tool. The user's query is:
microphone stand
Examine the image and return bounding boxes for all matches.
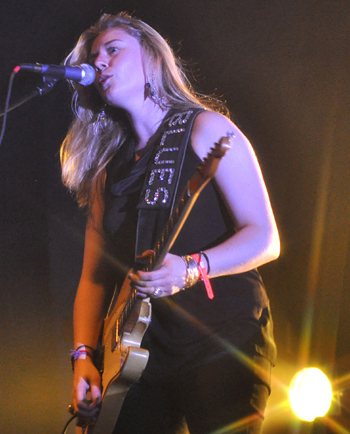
[0,76,58,118]
[0,75,58,148]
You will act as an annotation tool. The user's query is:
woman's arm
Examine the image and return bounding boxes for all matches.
[190,110,280,276]
[72,184,116,421]
[130,110,280,295]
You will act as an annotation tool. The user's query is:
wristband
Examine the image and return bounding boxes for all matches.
[191,253,214,299]
[70,345,96,372]
[181,255,200,288]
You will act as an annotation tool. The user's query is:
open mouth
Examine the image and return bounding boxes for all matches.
[99,74,112,90]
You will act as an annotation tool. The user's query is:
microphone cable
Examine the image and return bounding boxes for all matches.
[0,67,58,148]
[0,68,17,148]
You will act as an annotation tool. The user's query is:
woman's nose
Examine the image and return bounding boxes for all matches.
[94,55,108,73]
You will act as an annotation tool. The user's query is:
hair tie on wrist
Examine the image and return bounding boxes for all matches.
[199,250,210,275]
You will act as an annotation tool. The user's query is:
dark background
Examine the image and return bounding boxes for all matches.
[1,1,350,433]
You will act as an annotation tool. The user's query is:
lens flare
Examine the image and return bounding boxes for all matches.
[289,367,333,422]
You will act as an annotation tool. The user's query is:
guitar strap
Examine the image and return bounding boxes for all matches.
[134,108,204,262]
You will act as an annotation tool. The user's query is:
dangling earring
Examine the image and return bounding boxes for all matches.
[97,108,106,122]
[145,77,166,109]
[93,105,107,134]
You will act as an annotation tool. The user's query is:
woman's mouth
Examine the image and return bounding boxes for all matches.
[99,74,112,90]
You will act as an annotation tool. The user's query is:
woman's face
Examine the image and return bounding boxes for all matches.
[90,27,147,110]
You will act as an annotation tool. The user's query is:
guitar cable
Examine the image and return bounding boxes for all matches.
[62,406,91,434]
[61,414,77,434]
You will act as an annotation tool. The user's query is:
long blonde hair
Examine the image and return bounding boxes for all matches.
[60,12,227,207]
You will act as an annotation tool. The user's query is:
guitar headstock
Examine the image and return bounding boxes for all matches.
[189,133,232,193]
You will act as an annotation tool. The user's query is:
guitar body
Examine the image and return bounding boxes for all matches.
[88,274,152,434]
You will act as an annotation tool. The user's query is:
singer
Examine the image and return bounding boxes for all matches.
[61,12,279,434]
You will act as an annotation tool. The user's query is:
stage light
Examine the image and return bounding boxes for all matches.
[288,367,333,422]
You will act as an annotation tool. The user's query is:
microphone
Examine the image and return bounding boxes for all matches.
[15,63,96,86]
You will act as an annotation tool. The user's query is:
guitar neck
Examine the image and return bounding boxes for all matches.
[114,180,206,338]
[144,177,211,272]
[143,137,232,272]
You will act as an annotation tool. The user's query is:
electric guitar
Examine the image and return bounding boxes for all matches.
[84,135,231,434]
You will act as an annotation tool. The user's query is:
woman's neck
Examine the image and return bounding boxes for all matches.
[125,102,169,153]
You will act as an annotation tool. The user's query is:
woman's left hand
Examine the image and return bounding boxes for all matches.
[129,252,187,298]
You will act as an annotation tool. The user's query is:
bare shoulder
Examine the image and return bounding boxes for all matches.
[191,110,250,160]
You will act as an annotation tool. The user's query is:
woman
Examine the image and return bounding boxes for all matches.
[61,12,280,434]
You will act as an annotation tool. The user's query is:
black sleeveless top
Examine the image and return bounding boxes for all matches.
[103,113,276,382]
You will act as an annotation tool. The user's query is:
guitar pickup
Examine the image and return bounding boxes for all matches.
[111,319,120,352]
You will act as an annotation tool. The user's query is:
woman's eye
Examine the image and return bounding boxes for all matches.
[108,47,119,54]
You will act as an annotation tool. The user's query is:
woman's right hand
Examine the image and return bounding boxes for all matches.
[72,357,102,426]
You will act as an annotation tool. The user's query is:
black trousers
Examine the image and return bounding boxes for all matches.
[113,350,271,434]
